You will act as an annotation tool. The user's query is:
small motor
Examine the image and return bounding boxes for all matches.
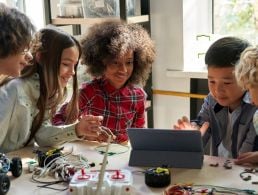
[35,147,64,167]
[145,167,171,188]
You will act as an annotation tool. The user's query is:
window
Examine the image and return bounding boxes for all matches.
[0,0,25,11]
[184,0,258,71]
[0,0,45,30]
[213,0,258,45]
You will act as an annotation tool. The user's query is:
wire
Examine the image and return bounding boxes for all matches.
[164,184,257,195]
[95,143,129,156]
[31,147,93,191]
[194,184,257,195]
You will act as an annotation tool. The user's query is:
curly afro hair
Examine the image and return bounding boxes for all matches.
[80,20,156,86]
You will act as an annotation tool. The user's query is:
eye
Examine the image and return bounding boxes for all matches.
[126,60,134,66]
[111,61,118,65]
[62,63,69,67]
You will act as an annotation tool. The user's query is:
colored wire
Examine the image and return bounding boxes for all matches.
[164,184,257,195]
[95,143,129,156]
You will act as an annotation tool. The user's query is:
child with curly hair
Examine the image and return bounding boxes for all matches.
[0,3,35,78]
[53,20,156,143]
[235,46,258,164]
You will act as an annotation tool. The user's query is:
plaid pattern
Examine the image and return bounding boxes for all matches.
[53,78,146,143]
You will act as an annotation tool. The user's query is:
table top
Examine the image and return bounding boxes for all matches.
[6,140,258,195]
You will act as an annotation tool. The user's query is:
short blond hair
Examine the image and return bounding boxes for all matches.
[235,46,258,89]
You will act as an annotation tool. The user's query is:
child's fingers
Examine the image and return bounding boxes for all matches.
[82,115,103,122]
[99,126,116,141]
[199,122,209,136]
[182,116,190,123]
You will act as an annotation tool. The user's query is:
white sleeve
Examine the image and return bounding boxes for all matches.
[34,119,81,147]
[0,81,18,146]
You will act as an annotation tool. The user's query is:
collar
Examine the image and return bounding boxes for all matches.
[99,77,130,96]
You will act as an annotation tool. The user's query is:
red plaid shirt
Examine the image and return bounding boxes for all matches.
[53,78,146,143]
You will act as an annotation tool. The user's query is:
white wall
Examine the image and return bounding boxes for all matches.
[150,0,212,128]
[25,0,45,30]
[183,0,212,71]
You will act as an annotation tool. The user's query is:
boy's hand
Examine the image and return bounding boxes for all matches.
[234,152,258,165]
[173,116,209,136]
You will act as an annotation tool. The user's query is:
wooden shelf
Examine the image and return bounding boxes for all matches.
[51,15,149,25]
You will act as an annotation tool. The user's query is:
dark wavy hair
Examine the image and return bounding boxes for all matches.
[0,3,35,58]
[80,20,156,86]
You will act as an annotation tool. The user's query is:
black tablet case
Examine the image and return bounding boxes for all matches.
[127,128,204,169]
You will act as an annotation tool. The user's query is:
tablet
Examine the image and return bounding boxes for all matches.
[127,128,203,152]
[127,128,204,168]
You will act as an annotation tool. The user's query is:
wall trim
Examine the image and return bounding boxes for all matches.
[153,89,207,99]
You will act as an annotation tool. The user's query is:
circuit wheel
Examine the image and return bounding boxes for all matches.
[10,157,22,177]
[0,173,10,195]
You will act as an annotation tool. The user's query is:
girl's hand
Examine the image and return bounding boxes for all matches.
[98,126,116,142]
[81,126,116,143]
[75,115,103,139]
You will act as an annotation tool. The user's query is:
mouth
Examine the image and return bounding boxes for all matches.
[20,63,27,69]
[216,96,229,103]
[61,77,71,84]
[217,96,227,100]
[116,74,127,80]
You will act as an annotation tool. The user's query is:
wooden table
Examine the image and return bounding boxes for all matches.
[6,140,258,195]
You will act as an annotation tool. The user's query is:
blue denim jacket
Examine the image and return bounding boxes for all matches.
[197,93,257,158]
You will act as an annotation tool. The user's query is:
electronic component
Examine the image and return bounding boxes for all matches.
[34,147,64,167]
[69,169,133,195]
[69,135,132,195]
[145,167,171,188]
[0,153,22,195]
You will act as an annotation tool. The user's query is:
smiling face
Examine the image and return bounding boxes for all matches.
[104,50,134,89]
[59,46,79,88]
[0,50,33,77]
[208,66,245,111]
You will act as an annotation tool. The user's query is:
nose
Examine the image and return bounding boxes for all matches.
[118,63,128,72]
[69,65,75,76]
[214,83,224,93]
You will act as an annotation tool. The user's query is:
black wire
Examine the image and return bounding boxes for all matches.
[31,174,68,191]
[37,181,68,191]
